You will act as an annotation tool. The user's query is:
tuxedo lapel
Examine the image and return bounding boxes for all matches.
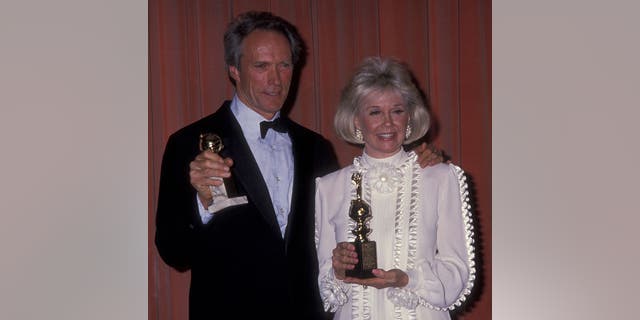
[283,119,313,247]
[210,104,281,237]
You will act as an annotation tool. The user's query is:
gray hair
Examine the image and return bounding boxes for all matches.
[223,11,304,72]
[334,57,430,145]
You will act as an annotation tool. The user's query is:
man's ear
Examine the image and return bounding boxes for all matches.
[229,66,240,83]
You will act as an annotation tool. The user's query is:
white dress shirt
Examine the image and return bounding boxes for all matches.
[198,95,294,237]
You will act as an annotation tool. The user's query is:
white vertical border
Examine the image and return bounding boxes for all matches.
[494,1,640,319]
[0,1,147,319]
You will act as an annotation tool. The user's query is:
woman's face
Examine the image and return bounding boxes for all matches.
[354,89,409,158]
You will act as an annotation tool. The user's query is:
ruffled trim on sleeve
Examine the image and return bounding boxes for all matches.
[389,164,476,311]
[442,164,476,310]
[386,287,421,309]
[319,269,350,312]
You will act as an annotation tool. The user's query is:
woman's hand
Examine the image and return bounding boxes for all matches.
[343,268,409,289]
[332,242,358,280]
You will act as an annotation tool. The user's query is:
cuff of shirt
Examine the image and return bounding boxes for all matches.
[196,195,214,224]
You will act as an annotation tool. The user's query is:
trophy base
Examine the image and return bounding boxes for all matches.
[345,241,377,279]
[223,177,240,197]
[208,195,248,214]
[345,269,375,279]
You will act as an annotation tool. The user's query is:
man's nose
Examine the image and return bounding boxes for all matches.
[268,67,281,85]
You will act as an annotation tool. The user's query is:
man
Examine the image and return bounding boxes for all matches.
[155,11,442,320]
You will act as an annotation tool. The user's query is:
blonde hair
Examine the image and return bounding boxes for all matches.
[334,57,430,145]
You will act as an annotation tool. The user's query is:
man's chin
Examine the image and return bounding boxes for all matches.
[261,101,286,112]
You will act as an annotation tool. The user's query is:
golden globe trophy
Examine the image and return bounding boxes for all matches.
[345,172,377,278]
[199,133,247,213]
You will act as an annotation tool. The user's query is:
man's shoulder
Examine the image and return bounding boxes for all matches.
[286,120,329,143]
[168,102,232,140]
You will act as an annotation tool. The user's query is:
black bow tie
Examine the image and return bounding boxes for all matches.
[260,118,288,138]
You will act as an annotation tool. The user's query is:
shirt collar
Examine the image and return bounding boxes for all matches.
[230,95,281,139]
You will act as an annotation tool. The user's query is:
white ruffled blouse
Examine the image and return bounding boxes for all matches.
[314,150,475,320]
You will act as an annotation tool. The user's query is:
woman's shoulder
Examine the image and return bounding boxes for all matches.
[316,165,354,186]
[419,162,467,182]
[420,162,452,176]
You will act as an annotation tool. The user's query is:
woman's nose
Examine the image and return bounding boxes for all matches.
[382,112,392,124]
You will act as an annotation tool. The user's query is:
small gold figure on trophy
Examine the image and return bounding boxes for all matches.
[199,133,247,213]
[346,172,377,278]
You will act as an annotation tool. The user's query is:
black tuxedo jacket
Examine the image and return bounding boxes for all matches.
[155,101,339,320]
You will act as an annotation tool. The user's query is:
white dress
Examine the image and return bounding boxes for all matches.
[314,150,475,320]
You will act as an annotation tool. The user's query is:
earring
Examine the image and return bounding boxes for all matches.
[405,124,412,140]
[355,128,364,143]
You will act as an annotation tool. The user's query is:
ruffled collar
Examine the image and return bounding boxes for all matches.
[359,149,408,167]
[354,150,412,194]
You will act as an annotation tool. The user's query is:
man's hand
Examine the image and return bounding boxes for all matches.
[189,150,233,206]
[412,142,445,168]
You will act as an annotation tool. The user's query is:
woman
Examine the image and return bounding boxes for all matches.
[314,57,475,319]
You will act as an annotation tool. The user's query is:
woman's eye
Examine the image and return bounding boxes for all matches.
[368,110,381,116]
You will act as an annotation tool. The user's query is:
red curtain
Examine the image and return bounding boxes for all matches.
[149,1,491,319]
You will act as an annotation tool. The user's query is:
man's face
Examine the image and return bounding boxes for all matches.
[229,30,293,120]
